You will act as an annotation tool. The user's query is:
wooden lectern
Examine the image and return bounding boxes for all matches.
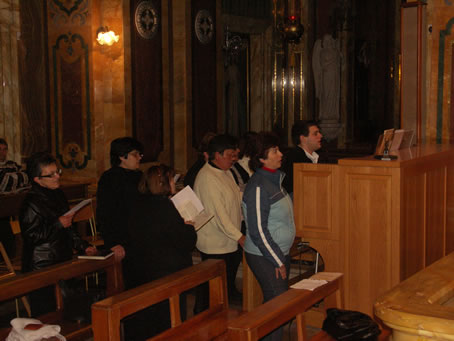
[293,144,454,314]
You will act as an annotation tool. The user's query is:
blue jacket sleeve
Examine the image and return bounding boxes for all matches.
[244,185,286,268]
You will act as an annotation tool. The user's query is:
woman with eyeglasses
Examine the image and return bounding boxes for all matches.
[20,152,96,316]
[124,164,197,339]
[96,137,143,276]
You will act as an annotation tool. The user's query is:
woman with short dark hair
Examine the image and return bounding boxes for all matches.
[96,137,143,266]
[242,132,296,341]
[20,152,96,316]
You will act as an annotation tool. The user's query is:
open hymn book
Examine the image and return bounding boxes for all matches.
[171,185,214,231]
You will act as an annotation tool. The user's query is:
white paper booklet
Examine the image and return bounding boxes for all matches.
[64,198,92,216]
[171,186,213,231]
[290,272,343,290]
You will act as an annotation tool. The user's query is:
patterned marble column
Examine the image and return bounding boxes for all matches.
[0,0,21,163]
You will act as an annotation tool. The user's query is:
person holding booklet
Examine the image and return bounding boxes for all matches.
[19,152,96,316]
[126,164,197,339]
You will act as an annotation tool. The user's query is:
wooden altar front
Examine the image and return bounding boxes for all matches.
[293,144,454,315]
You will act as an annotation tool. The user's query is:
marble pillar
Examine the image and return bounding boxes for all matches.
[0,0,21,163]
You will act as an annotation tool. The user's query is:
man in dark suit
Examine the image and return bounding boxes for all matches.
[281,120,323,195]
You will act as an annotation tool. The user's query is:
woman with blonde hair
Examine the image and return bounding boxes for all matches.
[126,164,196,339]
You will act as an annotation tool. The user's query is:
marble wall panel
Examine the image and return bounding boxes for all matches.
[426,0,454,142]
[0,0,21,163]
[171,0,191,172]
[18,0,50,158]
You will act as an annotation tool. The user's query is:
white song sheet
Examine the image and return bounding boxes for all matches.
[171,186,213,230]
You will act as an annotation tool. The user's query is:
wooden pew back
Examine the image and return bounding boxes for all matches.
[228,274,343,341]
[92,259,235,341]
[0,257,123,340]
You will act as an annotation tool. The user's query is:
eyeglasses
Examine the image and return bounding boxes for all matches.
[129,151,143,158]
[39,168,62,178]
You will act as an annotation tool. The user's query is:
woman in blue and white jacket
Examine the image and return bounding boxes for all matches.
[242,132,295,341]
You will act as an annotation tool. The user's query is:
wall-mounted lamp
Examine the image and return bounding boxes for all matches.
[96,27,119,46]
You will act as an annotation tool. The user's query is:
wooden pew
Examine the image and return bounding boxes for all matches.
[0,256,123,340]
[228,273,343,341]
[92,259,242,341]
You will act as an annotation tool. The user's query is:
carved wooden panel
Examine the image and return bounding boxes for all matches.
[425,167,446,266]
[296,171,331,231]
[294,163,339,241]
[345,173,393,313]
[401,173,426,279]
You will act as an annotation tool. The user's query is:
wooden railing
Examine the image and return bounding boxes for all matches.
[92,259,242,341]
[0,256,123,340]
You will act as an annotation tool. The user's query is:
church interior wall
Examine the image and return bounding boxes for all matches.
[0,0,453,183]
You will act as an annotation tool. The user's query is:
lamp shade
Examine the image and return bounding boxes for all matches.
[96,27,119,46]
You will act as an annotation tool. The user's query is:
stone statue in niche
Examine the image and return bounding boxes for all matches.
[313,34,341,121]
[312,34,342,140]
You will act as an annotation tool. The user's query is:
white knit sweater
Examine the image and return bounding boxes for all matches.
[194,162,242,254]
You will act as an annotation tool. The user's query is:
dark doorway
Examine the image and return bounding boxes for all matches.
[314,0,400,153]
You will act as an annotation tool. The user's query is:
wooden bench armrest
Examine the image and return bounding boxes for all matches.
[228,276,343,341]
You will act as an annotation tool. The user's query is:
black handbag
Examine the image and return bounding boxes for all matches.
[322,308,381,340]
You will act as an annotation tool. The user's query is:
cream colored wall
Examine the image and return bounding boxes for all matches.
[90,0,128,178]
[0,0,21,163]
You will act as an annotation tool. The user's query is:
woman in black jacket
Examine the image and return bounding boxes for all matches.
[20,152,95,316]
[126,164,197,339]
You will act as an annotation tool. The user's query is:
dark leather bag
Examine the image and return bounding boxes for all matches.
[322,308,381,340]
